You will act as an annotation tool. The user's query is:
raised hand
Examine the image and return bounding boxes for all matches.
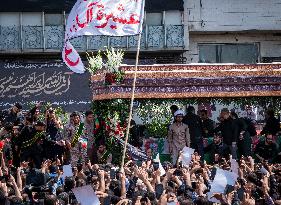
[95,191,108,198]
[242,193,255,205]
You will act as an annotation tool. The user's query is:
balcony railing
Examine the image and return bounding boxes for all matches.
[0,25,184,52]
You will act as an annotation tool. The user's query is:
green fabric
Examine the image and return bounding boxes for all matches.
[98,150,110,164]
[203,138,213,164]
[22,131,44,149]
[71,123,85,147]
[159,154,171,163]
[276,135,281,147]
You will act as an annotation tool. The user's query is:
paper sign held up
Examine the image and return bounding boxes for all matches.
[72,185,100,205]
[208,168,238,203]
[63,165,73,178]
[180,146,195,166]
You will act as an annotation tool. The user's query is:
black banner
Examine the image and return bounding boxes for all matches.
[0,61,91,112]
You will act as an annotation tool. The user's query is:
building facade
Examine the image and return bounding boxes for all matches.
[0,0,185,63]
[0,0,185,110]
[183,0,281,63]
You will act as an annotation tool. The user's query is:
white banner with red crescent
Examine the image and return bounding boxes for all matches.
[62,0,145,73]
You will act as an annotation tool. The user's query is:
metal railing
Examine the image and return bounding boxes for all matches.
[0,25,184,52]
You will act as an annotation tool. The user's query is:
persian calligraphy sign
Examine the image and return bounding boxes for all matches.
[63,0,145,73]
[0,62,91,111]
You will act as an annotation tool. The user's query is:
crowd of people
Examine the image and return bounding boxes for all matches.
[168,105,281,165]
[0,102,280,205]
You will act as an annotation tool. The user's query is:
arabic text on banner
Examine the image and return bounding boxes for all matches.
[63,0,145,73]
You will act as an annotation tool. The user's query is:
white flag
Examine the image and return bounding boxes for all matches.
[63,0,145,73]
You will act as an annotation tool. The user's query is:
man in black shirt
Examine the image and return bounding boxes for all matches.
[230,112,252,158]
[216,108,239,159]
[11,125,21,167]
[260,109,280,136]
[183,106,204,158]
[204,132,231,164]
[20,121,46,168]
[199,109,215,138]
[0,103,22,125]
[255,133,278,163]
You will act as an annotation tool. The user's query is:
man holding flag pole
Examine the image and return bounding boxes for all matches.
[62,0,145,170]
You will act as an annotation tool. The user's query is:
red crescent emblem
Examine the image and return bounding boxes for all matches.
[64,46,80,67]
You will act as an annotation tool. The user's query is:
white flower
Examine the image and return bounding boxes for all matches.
[86,51,103,74]
[105,47,124,72]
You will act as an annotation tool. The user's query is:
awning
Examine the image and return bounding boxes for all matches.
[91,63,281,100]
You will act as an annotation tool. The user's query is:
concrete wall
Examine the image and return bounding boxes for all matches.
[185,0,281,32]
[185,33,281,63]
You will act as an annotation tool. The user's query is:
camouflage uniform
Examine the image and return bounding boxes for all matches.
[63,123,87,166]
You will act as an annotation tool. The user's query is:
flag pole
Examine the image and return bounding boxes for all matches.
[120,6,144,171]
[120,32,142,171]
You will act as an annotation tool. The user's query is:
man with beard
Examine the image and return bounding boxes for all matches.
[199,109,215,139]
[26,102,43,123]
[0,103,22,125]
[203,132,231,164]
[183,106,204,158]
[255,133,278,163]
[168,110,190,165]
[260,109,280,136]
[230,111,252,158]
[46,108,62,141]
[11,125,21,167]
[83,110,95,163]
[94,141,112,164]
[45,108,64,160]
[20,121,46,168]
[63,112,87,166]
[17,116,34,154]
[216,108,239,159]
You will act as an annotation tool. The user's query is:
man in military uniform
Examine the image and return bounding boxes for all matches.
[168,110,190,165]
[63,112,87,166]
[94,141,112,164]
[83,110,95,163]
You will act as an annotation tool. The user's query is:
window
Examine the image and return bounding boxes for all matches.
[146,13,162,25]
[0,12,20,26]
[45,14,63,26]
[165,11,182,25]
[22,13,42,26]
[199,44,259,64]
